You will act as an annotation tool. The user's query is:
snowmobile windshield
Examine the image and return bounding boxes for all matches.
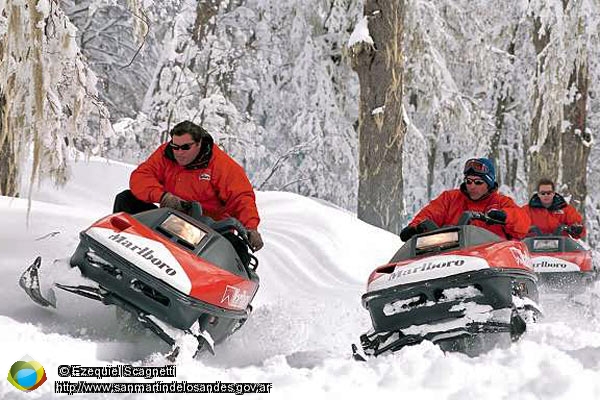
[531,239,560,252]
[415,231,459,253]
[523,236,586,253]
[159,214,207,247]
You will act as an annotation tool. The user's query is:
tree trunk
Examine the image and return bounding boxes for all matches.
[561,59,590,216]
[193,1,220,45]
[0,93,19,197]
[528,17,560,194]
[490,27,518,188]
[350,1,406,234]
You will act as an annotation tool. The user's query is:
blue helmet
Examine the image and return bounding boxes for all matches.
[464,158,496,188]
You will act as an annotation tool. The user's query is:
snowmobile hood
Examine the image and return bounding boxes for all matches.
[81,212,258,311]
[367,240,533,293]
[367,254,490,292]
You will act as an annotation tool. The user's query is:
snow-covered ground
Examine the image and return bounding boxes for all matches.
[1,157,600,399]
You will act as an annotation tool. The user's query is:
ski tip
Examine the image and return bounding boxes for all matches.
[351,344,367,362]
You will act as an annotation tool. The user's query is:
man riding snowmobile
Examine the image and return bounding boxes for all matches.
[523,178,585,239]
[19,121,264,357]
[400,158,531,241]
[355,158,539,359]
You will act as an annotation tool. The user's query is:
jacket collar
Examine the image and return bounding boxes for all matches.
[164,131,214,169]
[528,192,567,211]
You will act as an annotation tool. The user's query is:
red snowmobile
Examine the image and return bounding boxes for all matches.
[353,212,541,359]
[523,225,598,290]
[20,204,259,355]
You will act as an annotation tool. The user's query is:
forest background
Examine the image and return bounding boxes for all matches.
[1,0,599,243]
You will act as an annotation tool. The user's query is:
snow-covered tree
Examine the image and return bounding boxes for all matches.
[115,0,363,210]
[0,0,110,198]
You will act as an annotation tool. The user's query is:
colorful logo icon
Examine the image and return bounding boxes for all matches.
[7,355,47,392]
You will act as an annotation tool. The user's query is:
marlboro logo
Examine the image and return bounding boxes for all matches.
[388,259,465,280]
[108,233,177,276]
[534,261,567,269]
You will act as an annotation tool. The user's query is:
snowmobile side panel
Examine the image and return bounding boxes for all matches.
[70,235,248,333]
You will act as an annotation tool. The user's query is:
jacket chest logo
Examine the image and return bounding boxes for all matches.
[199,173,211,181]
[551,209,564,215]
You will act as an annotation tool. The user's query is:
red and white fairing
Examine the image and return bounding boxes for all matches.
[367,241,533,293]
[87,214,258,311]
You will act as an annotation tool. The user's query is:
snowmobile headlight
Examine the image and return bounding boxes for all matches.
[415,231,459,252]
[159,214,207,247]
[532,239,559,252]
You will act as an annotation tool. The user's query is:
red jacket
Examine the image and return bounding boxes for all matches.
[522,193,585,238]
[409,186,530,239]
[130,139,260,230]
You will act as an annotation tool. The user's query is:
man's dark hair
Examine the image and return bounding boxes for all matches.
[537,178,555,192]
[170,120,208,142]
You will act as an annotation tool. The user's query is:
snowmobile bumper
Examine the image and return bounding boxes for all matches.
[363,268,537,333]
[70,233,250,343]
[536,271,598,291]
[358,268,538,357]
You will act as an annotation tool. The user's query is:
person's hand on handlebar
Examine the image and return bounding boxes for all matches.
[485,209,507,224]
[567,224,584,237]
[247,229,264,251]
[160,192,190,214]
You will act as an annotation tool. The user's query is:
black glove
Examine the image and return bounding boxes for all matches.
[247,229,264,251]
[568,224,584,236]
[486,209,507,223]
[160,192,189,213]
[400,225,418,242]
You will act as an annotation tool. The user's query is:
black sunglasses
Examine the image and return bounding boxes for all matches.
[465,178,486,186]
[169,141,197,151]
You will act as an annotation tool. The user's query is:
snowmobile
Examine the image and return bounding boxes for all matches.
[20,203,259,356]
[523,225,598,291]
[353,211,541,360]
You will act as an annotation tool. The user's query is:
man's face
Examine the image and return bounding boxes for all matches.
[170,133,201,166]
[538,184,555,208]
[464,175,489,200]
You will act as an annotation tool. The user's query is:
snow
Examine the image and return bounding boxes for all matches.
[1,157,600,399]
[347,16,374,48]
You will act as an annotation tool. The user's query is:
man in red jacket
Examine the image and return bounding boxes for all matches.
[522,178,585,239]
[400,158,530,241]
[113,120,264,251]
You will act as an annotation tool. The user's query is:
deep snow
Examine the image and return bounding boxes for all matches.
[1,156,600,399]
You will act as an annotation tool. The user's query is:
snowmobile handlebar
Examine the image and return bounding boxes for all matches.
[529,224,581,236]
[185,202,252,248]
[458,211,506,226]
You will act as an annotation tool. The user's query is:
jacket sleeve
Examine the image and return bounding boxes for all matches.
[499,197,531,239]
[409,191,451,229]
[130,145,168,204]
[213,150,260,230]
[563,204,586,238]
[520,205,536,237]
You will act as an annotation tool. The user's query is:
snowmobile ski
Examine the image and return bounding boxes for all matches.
[19,256,56,308]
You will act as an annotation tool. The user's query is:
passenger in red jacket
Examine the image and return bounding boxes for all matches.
[113,120,264,251]
[400,158,531,241]
[522,178,585,239]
